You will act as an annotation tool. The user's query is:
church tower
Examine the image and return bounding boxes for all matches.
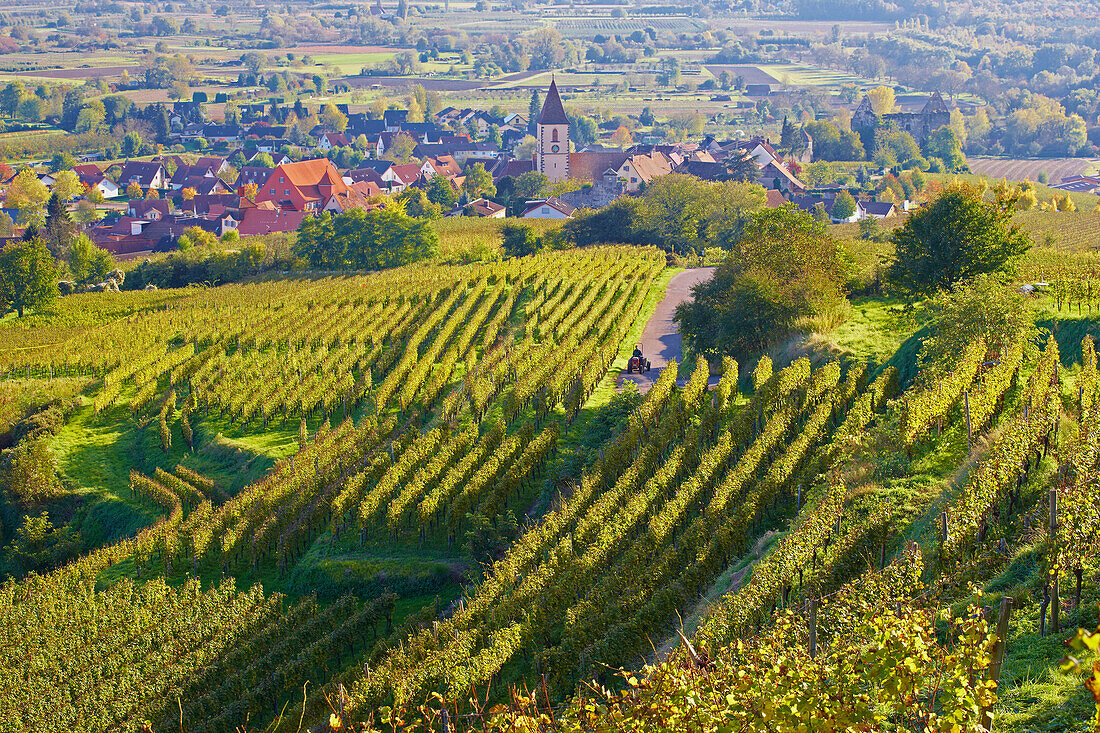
[535,77,569,182]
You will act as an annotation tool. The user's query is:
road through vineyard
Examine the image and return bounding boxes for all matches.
[622,266,715,391]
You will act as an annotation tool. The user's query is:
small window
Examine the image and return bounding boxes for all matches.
[631,177,637,183]
[552,128,559,142]
[542,206,550,214]
[269,189,275,195]
[280,177,285,183]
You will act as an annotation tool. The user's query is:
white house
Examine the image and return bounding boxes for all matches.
[520,197,576,219]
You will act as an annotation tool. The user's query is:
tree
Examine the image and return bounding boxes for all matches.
[0,238,59,317]
[425,175,460,210]
[923,126,966,172]
[294,207,439,270]
[570,116,599,146]
[463,163,496,200]
[121,131,144,158]
[241,183,259,199]
[609,126,633,148]
[169,80,190,102]
[51,171,82,203]
[398,187,443,219]
[43,194,76,257]
[514,171,549,200]
[830,190,857,220]
[320,103,348,132]
[241,51,266,75]
[867,86,897,114]
[803,120,865,161]
[67,234,114,284]
[1,81,25,117]
[5,169,50,227]
[779,117,798,152]
[527,89,541,135]
[724,153,760,183]
[858,216,886,242]
[888,184,1031,294]
[675,205,849,357]
[253,152,275,168]
[181,187,197,201]
[514,135,537,160]
[917,274,1039,372]
[383,133,418,164]
[49,152,78,174]
[501,222,542,257]
[73,200,102,224]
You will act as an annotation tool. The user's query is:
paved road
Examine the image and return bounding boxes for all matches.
[621,267,715,392]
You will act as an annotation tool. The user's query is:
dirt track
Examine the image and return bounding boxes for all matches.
[621,267,715,391]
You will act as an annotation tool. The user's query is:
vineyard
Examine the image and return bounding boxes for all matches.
[967,156,1097,184]
[1,245,1100,731]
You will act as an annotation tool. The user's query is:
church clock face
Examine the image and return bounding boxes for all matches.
[550,144,560,153]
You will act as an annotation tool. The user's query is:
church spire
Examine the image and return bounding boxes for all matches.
[538,76,569,126]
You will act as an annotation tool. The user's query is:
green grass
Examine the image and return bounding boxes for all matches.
[820,296,922,372]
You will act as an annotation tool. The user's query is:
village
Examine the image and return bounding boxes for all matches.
[0,79,980,261]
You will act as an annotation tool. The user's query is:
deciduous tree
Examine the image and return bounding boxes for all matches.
[888,183,1031,293]
[0,238,59,317]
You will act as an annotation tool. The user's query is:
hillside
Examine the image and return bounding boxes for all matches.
[0,244,1099,732]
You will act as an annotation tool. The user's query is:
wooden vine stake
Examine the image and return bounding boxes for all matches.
[940,511,949,551]
[808,597,818,660]
[1049,489,1060,634]
[964,391,972,444]
[980,596,1013,733]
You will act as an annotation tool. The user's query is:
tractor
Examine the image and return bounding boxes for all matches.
[627,347,651,374]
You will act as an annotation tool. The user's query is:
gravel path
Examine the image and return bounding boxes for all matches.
[621,267,715,392]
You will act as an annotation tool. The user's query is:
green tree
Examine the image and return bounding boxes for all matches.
[67,234,115,284]
[527,89,541,134]
[724,153,760,183]
[320,103,348,132]
[570,116,598,147]
[51,171,83,203]
[382,133,418,164]
[830,190,857,220]
[5,169,50,227]
[0,238,59,317]
[399,187,443,218]
[295,207,439,270]
[923,126,966,172]
[462,163,496,200]
[8,511,82,572]
[803,120,865,162]
[641,175,767,254]
[501,222,542,257]
[121,131,145,158]
[43,194,76,257]
[514,170,549,200]
[917,274,1040,372]
[675,205,849,356]
[49,152,78,174]
[0,81,25,118]
[425,174,459,210]
[888,184,1031,294]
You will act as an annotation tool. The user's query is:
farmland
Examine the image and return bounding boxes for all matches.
[968,156,1099,182]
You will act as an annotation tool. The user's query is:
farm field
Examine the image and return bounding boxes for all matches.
[1,236,1100,730]
[967,156,1099,182]
[757,62,869,87]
